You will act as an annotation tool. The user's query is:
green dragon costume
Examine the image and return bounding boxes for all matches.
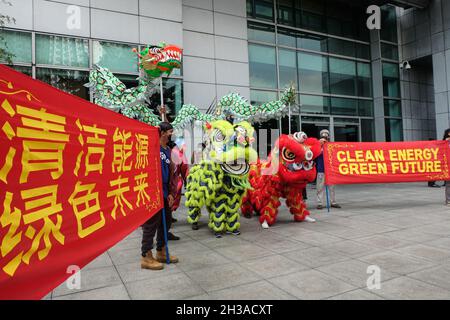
[185,120,258,237]
[86,43,297,129]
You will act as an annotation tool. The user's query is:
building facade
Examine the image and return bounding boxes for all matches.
[1,0,447,141]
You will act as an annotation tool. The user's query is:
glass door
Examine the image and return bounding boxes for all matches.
[300,116,330,139]
[333,117,360,142]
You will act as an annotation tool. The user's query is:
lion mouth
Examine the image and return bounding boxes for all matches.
[221,163,250,175]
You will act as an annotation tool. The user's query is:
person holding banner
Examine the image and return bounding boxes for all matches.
[444,128,450,206]
[140,122,179,270]
[316,129,341,209]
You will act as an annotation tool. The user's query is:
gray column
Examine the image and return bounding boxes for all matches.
[370,29,386,141]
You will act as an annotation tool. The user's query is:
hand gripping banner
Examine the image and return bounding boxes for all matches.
[0,65,163,299]
[323,141,450,185]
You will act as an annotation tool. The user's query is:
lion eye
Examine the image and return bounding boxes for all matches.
[282,148,296,161]
[213,129,225,142]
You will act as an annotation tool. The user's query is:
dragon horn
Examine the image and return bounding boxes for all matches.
[205,122,212,130]
[132,48,142,58]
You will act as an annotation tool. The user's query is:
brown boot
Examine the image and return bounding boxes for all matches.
[141,251,164,270]
[156,247,179,263]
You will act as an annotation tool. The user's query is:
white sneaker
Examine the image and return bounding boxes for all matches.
[261,220,269,229]
[304,216,316,223]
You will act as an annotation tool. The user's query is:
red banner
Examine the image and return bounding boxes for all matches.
[0,65,163,299]
[323,140,450,185]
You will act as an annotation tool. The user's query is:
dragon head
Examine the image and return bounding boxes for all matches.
[134,42,182,78]
[270,132,322,185]
[204,120,257,176]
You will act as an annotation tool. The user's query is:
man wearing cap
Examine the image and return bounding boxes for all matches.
[315,129,341,209]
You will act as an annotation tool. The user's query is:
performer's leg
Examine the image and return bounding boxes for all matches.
[241,193,254,218]
[286,187,313,222]
[225,202,241,235]
[209,200,226,237]
[446,181,450,205]
[316,173,325,207]
[258,195,281,228]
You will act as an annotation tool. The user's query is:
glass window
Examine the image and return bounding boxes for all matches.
[10,65,32,76]
[278,49,297,89]
[247,0,253,16]
[250,90,278,108]
[384,99,402,117]
[248,22,275,43]
[357,62,372,97]
[299,94,330,114]
[359,100,373,117]
[299,0,325,32]
[356,43,371,60]
[329,57,357,96]
[381,42,399,61]
[255,0,274,21]
[331,97,358,116]
[327,38,355,57]
[385,118,403,141]
[334,123,359,142]
[381,5,398,43]
[278,28,297,47]
[298,52,328,93]
[0,30,32,63]
[326,1,354,38]
[93,41,138,73]
[249,44,277,89]
[361,119,375,141]
[383,62,400,98]
[277,0,295,26]
[36,34,89,68]
[36,68,89,100]
[297,33,327,53]
[116,74,139,89]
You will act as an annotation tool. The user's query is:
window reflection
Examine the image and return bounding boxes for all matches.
[36,68,89,100]
[298,52,328,93]
[249,44,277,89]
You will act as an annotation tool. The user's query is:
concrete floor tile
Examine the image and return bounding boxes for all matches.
[317,259,400,288]
[375,277,450,300]
[116,261,181,284]
[267,270,356,300]
[408,265,450,291]
[392,244,450,263]
[327,289,384,300]
[207,280,296,300]
[54,284,130,300]
[126,273,205,300]
[53,266,122,297]
[282,247,350,268]
[185,263,262,292]
[215,243,274,262]
[358,251,436,275]
[239,254,309,279]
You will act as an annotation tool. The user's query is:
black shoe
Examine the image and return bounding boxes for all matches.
[192,223,199,230]
[172,217,178,223]
[215,232,222,238]
[428,184,441,188]
[168,232,180,241]
[331,203,342,208]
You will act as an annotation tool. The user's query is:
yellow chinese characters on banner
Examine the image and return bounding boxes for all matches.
[1,98,67,277]
[1,93,159,280]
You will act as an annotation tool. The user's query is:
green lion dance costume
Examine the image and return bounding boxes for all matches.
[185,120,257,238]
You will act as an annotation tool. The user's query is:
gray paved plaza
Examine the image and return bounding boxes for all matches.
[45,182,450,300]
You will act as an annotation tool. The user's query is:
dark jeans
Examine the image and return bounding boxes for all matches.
[141,198,172,257]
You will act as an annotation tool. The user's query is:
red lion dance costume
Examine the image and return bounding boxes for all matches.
[241,132,321,228]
